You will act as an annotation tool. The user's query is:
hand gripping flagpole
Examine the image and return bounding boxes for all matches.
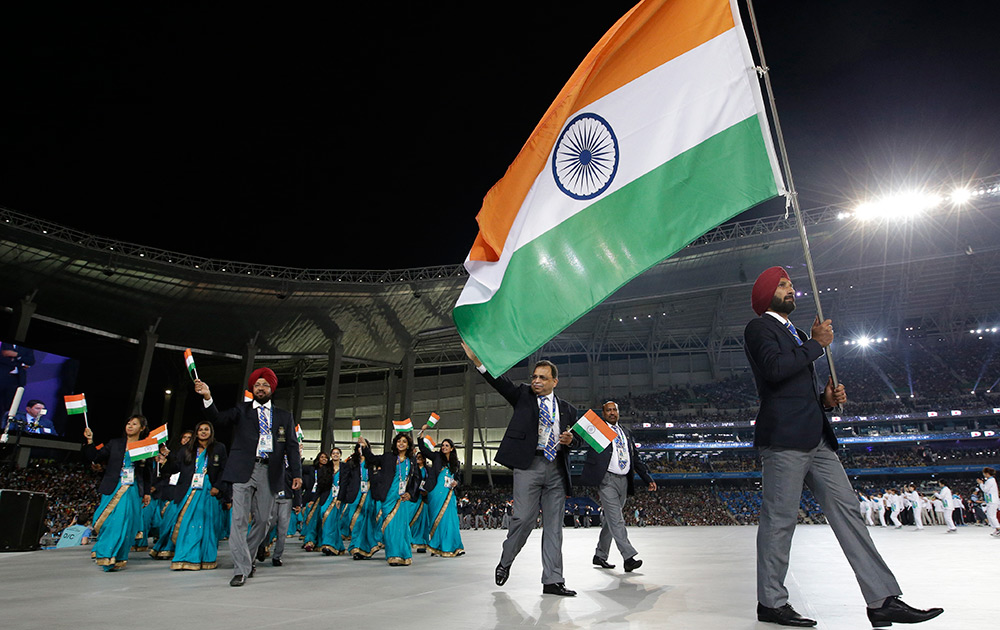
[744,0,841,404]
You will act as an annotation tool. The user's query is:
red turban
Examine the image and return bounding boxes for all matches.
[248,367,278,391]
[751,267,789,316]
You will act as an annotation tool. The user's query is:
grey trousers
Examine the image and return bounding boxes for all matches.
[757,444,902,608]
[500,454,566,585]
[595,472,637,561]
[229,462,276,577]
[269,496,292,559]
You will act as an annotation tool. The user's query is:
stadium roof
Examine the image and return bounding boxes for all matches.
[3,176,1000,376]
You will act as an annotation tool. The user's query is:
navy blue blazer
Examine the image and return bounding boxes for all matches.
[160,442,229,501]
[744,314,838,450]
[364,444,421,504]
[480,370,577,495]
[580,423,653,496]
[203,400,302,491]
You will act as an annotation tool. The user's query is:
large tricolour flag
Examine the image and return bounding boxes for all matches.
[453,0,784,376]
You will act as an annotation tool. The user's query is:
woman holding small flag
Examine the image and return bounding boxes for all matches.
[409,449,431,553]
[83,414,153,571]
[417,429,465,558]
[318,447,346,555]
[165,421,229,570]
[365,432,421,566]
[339,438,380,559]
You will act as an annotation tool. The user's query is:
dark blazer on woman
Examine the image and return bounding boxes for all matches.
[85,437,153,497]
[160,442,230,501]
[363,444,421,504]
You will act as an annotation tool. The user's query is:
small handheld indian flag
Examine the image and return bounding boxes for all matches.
[427,412,440,428]
[351,419,361,439]
[127,436,159,462]
[64,393,89,429]
[183,348,199,381]
[393,418,413,432]
[571,409,618,453]
[244,390,253,403]
[422,434,436,450]
[149,424,169,444]
[295,424,304,443]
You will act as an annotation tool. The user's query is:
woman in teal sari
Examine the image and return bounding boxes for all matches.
[418,434,464,558]
[84,415,153,571]
[168,421,229,570]
[410,450,431,553]
[318,447,345,555]
[340,439,380,559]
[301,451,330,551]
[366,433,420,566]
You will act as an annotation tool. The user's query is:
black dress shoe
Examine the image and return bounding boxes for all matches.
[542,583,577,597]
[592,555,615,569]
[248,563,256,578]
[230,575,246,587]
[867,596,943,628]
[495,562,510,586]
[756,603,817,627]
[623,556,642,572]
[256,545,267,562]
[271,557,282,567]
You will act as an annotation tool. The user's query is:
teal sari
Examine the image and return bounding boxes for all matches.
[170,450,222,570]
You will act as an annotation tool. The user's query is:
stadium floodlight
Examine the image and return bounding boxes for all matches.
[852,191,943,222]
[950,188,973,204]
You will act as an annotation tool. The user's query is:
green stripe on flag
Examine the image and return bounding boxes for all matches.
[572,423,607,452]
[454,117,778,376]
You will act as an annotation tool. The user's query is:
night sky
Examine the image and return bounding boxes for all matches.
[2,1,999,270]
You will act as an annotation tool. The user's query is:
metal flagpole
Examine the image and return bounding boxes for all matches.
[745,0,840,394]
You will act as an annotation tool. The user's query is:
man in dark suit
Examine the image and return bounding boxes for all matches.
[746,267,942,628]
[581,400,655,573]
[463,342,578,597]
[194,367,302,587]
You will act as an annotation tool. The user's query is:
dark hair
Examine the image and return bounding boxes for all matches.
[985,467,997,476]
[313,451,329,467]
[184,421,216,464]
[533,360,558,380]
[440,438,460,476]
[124,414,149,439]
[392,432,412,454]
[25,399,44,408]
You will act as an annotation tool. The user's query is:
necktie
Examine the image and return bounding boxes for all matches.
[258,406,271,456]
[783,320,803,346]
[614,425,628,471]
[539,397,557,462]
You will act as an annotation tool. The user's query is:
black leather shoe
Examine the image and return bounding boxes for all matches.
[542,582,577,597]
[230,575,246,587]
[255,545,267,562]
[248,563,256,578]
[271,557,282,567]
[495,562,510,586]
[866,596,943,628]
[756,603,816,627]
[593,555,615,569]
[624,556,642,572]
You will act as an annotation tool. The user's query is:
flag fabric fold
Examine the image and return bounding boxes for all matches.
[127,437,159,462]
[183,348,197,379]
[64,394,87,415]
[150,424,169,444]
[422,435,436,450]
[427,412,440,428]
[571,409,618,452]
[453,0,785,376]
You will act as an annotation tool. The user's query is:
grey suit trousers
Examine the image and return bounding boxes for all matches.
[757,444,901,607]
[500,454,566,585]
[268,495,292,559]
[595,472,637,561]
[229,462,276,576]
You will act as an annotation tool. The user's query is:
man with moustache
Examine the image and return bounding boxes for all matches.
[194,368,302,587]
[581,400,655,573]
[746,267,942,628]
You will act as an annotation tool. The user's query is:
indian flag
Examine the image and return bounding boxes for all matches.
[64,394,87,415]
[393,418,413,433]
[427,412,440,428]
[422,434,436,450]
[352,419,361,439]
[453,0,784,376]
[244,390,253,403]
[295,424,304,443]
[183,348,197,379]
[127,436,159,462]
[571,409,619,453]
[149,424,169,444]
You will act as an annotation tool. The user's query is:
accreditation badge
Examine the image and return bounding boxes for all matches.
[121,468,135,486]
[258,433,273,454]
[192,473,205,489]
[360,481,369,494]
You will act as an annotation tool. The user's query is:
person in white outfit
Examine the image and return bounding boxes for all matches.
[905,484,924,530]
[873,492,887,527]
[859,491,875,526]
[887,489,903,528]
[933,481,956,532]
[978,467,999,537]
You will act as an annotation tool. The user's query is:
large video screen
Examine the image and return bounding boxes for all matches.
[1,342,80,437]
